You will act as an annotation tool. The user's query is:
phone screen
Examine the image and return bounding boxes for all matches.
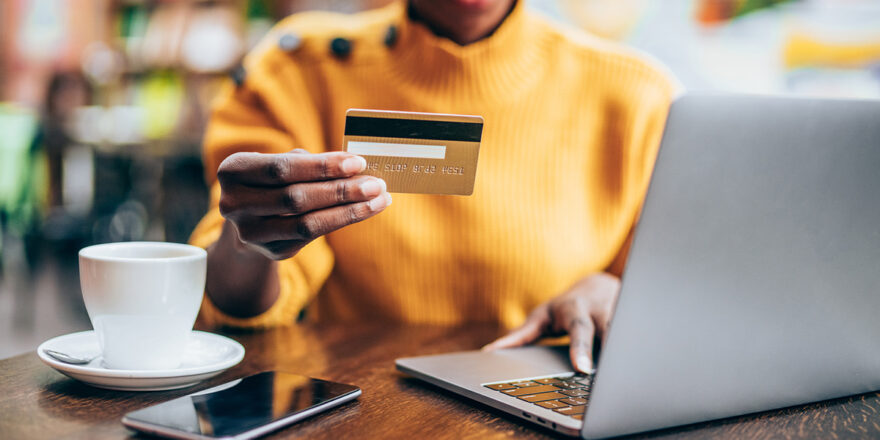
[124,371,360,439]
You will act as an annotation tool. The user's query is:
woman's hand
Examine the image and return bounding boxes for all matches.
[205,149,390,318]
[482,273,621,373]
[217,149,391,260]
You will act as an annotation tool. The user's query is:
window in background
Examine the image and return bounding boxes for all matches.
[533,0,880,99]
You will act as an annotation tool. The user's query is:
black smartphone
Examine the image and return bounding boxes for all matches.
[122,371,361,440]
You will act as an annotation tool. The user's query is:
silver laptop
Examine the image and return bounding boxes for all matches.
[396,94,880,438]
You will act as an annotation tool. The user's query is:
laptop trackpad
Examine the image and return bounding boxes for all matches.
[396,346,573,387]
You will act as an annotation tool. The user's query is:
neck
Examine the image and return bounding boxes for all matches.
[408,0,516,45]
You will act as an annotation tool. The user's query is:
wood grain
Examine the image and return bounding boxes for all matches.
[1,323,878,439]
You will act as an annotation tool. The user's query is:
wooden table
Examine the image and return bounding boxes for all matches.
[1,323,878,439]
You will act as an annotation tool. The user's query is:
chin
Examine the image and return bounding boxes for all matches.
[445,0,503,10]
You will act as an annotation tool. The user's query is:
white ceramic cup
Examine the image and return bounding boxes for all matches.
[79,242,206,370]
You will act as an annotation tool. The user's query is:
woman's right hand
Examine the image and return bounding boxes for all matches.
[216,149,391,260]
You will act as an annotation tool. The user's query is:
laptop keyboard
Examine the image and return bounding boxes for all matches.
[484,374,593,420]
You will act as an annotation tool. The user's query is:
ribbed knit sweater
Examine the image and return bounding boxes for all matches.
[190,1,679,329]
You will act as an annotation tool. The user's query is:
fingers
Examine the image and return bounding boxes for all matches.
[590,275,620,343]
[217,149,391,260]
[592,301,614,344]
[481,274,618,373]
[568,318,596,373]
[291,193,392,240]
[218,151,366,187]
[234,193,392,253]
[220,175,387,218]
[482,307,549,351]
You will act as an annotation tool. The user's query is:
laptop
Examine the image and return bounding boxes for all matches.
[395,94,880,438]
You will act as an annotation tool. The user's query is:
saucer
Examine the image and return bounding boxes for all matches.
[37,330,245,391]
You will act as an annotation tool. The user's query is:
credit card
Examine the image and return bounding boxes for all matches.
[343,109,483,195]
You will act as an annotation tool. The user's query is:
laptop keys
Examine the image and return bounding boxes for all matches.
[533,378,562,385]
[536,400,569,409]
[554,381,583,390]
[555,405,586,416]
[485,375,593,421]
[485,383,516,391]
[560,388,589,397]
[560,397,588,406]
[519,392,568,402]
[501,384,560,396]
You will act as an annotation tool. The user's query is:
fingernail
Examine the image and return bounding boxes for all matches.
[576,355,593,372]
[385,192,392,205]
[369,193,389,211]
[342,156,366,174]
[359,179,384,197]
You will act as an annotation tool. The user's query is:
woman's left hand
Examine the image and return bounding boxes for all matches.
[482,273,621,373]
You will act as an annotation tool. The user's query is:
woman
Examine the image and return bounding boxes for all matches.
[191,0,678,373]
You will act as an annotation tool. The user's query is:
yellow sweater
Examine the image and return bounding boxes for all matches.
[190,1,678,329]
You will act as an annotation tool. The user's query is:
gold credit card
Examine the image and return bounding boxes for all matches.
[343,109,483,195]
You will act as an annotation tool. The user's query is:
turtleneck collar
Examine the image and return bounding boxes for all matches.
[387,0,545,103]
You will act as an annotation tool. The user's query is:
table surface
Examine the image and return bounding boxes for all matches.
[1,323,879,440]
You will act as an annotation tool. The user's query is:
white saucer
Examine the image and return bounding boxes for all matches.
[37,330,245,391]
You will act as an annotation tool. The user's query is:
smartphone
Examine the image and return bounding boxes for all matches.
[122,371,361,440]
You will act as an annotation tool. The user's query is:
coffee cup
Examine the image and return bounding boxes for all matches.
[78,242,206,370]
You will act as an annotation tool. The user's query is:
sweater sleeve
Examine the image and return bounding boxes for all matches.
[190,40,334,329]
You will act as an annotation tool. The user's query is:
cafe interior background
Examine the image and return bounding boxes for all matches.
[0,0,878,359]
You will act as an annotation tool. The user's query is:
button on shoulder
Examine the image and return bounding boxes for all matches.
[278,33,303,52]
[230,64,246,87]
[330,37,353,57]
[384,25,398,48]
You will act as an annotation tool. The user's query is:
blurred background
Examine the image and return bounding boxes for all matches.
[1,0,879,359]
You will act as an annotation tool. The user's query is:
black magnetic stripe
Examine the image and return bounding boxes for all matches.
[344,116,482,142]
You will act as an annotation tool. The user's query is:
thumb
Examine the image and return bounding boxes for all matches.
[482,310,548,351]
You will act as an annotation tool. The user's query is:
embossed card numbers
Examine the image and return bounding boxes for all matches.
[343,109,483,195]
